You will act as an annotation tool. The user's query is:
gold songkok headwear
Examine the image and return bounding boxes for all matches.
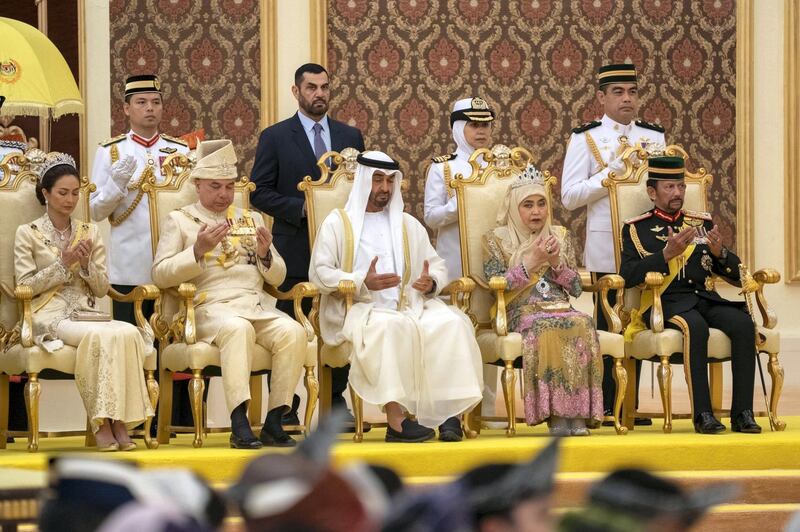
[191,139,238,180]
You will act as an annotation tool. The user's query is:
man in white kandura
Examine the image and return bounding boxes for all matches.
[152,139,307,450]
[309,151,483,443]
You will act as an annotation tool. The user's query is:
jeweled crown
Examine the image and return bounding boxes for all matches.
[511,162,545,189]
[39,152,76,178]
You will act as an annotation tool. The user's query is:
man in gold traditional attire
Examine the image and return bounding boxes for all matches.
[152,139,307,449]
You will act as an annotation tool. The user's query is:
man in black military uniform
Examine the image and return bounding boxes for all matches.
[620,156,761,434]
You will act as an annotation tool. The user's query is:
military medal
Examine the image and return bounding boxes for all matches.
[650,225,664,232]
[701,254,713,272]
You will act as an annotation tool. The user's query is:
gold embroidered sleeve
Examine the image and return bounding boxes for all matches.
[14,226,71,296]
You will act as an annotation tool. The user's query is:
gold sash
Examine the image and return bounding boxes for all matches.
[624,243,696,343]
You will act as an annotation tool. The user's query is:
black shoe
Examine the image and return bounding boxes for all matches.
[260,406,297,447]
[731,410,762,434]
[259,429,297,447]
[230,432,263,449]
[438,417,463,442]
[282,395,302,435]
[601,408,652,427]
[386,419,435,443]
[694,412,726,434]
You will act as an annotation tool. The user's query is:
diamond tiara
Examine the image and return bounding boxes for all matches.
[511,162,546,189]
[39,152,77,179]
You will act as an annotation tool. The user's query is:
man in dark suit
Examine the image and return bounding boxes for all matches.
[620,156,761,435]
[250,63,365,428]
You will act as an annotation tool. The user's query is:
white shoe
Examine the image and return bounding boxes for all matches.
[568,418,590,436]
[549,416,570,436]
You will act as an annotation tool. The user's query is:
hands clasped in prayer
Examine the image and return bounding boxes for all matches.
[62,239,93,270]
[522,234,561,273]
[192,221,273,262]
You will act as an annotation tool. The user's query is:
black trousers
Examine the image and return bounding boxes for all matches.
[665,298,756,417]
[277,276,349,408]
[592,272,642,411]
[112,284,195,427]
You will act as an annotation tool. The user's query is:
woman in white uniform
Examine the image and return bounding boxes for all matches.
[423,96,500,425]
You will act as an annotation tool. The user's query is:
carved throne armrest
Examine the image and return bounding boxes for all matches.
[13,285,34,348]
[488,276,509,336]
[640,272,666,333]
[265,282,319,341]
[752,268,780,329]
[582,273,625,334]
[441,276,476,313]
[108,284,160,338]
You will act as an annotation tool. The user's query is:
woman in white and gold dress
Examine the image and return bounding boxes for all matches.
[13,153,153,451]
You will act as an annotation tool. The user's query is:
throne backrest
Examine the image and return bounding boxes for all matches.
[298,148,360,246]
[0,150,92,330]
[453,145,549,329]
[604,144,712,309]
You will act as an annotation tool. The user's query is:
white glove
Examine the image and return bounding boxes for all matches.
[110,155,137,190]
[607,154,627,175]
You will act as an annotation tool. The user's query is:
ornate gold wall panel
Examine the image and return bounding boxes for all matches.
[786,0,800,282]
[109,0,261,175]
[327,0,741,264]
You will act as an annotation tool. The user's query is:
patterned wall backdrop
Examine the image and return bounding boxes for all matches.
[327,0,738,261]
[109,0,261,176]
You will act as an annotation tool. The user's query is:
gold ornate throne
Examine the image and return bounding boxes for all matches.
[301,147,476,442]
[605,144,784,433]
[452,144,628,436]
[0,149,159,452]
[147,153,318,448]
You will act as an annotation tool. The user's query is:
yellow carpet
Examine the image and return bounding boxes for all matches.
[1,416,799,483]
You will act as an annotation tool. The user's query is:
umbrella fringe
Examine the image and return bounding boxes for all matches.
[0,101,83,119]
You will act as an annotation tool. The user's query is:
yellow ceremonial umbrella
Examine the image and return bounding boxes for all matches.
[0,16,83,118]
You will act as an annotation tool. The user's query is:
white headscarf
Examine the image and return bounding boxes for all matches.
[344,150,405,278]
[494,165,557,267]
[451,97,492,165]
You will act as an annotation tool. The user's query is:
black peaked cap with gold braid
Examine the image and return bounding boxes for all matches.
[598,63,637,88]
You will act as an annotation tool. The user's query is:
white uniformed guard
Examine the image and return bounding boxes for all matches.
[89,74,189,290]
[423,97,499,425]
[424,97,495,283]
[561,64,666,275]
[561,63,666,419]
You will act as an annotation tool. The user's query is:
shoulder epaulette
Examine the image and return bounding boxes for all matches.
[431,153,456,163]
[571,120,601,134]
[160,134,188,147]
[624,211,653,224]
[635,119,665,133]
[98,134,126,147]
[683,209,712,221]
